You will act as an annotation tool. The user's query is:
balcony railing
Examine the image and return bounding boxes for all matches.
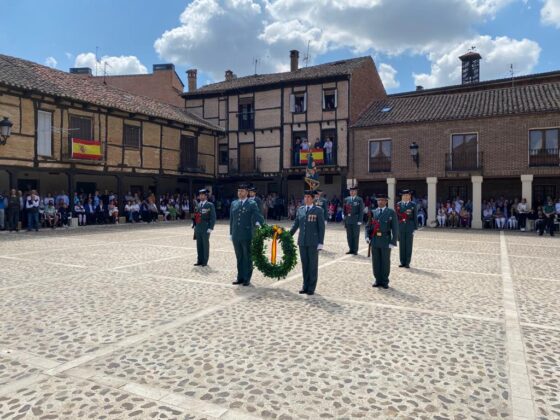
[229,157,261,175]
[529,149,560,167]
[446,151,483,171]
[179,160,205,173]
[369,157,391,173]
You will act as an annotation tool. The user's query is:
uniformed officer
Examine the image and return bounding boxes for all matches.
[230,183,265,286]
[248,185,263,217]
[193,189,216,267]
[290,190,325,295]
[343,186,365,254]
[396,189,418,268]
[314,189,328,224]
[365,193,398,289]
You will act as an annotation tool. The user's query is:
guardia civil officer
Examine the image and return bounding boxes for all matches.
[193,189,216,267]
[314,189,328,224]
[365,193,398,289]
[290,190,325,295]
[230,183,264,286]
[343,186,364,254]
[396,189,418,268]
[248,185,263,217]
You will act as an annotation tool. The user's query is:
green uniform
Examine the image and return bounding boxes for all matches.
[250,196,263,217]
[315,197,329,223]
[290,205,325,294]
[343,195,364,254]
[396,201,418,266]
[365,207,398,287]
[230,199,264,285]
[194,201,216,265]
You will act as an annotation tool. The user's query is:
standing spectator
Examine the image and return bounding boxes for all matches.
[324,137,333,165]
[7,189,20,232]
[543,198,556,236]
[0,191,5,230]
[93,191,101,208]
[57,190,70,207]
[301,138,310,152]
[517,198,529,231]
[313,137,322,149]
[26,190,40,231]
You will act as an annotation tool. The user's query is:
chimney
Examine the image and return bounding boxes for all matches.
[225,70,234,81]
[459,51,482,85]
[187,69,197,92]
[153,63,175,72]
[290,50,299,72]
[416,85,424,91]
[69,67,92,76]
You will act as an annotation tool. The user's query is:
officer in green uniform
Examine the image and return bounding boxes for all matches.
[396,189,418,268]
[248,185,263,217]
[193,189,216,267]
[365,193,398,289]
[343,186,364,254]
[230,183,264,286]
[314,189,329,224]
[290,190,325,295]
[543,198,556,236]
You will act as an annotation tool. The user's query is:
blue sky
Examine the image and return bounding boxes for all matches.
[2,0,559,93]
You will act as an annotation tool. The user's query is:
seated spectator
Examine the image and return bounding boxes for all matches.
[543,198,556,236]
[437,205,447,227]
[96,200,108,224]
[168,203,177,221]
[459,207,470,228]
[148,200,159,222]
[448,209,459,228]
[58,203,70,227]
[160,201,170,221]
[131,200,140,222]
[535,208,547,236]
[124,200,133,223]
[74,201,86,226]
[483,205,494,229]
[507,214,518,230]
[108,200,119,224]
[328,203,336,222]
[494,208,506,229]
[84,198,95,225]
[417,207,426,227]
[44,201,57,228]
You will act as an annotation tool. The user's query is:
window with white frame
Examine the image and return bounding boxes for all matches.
[322,89,337,110]
[290,92,307,113]
[37,110,52,157]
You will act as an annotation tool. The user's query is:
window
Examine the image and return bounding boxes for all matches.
[290,93,307,113]
[448,133,479,171]
[180,135,198,170]
[529,128,560,166]
[322,90,337,110]
[369,139,391,172]
[37,110,52,157]
[451,133,478,153]
[292,131,308,166]
[69,115,92,140]
[123,124,141,148]
[238,99,254,130]
[219,144,228,165]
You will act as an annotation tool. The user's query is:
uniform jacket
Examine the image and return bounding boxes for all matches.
[315,197,329,221]
[395,201,418,234]
[194,201,216,234]
[290,205,325,247]
[230,199,264,241]
[366,207,399,248]
[250,196,263,214]
[343,196,364,226]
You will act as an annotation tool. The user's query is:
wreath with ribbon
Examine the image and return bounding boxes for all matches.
[395,204,408,224]
[251,224,298,279]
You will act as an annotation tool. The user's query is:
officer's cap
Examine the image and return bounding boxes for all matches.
[376,193,389,200]
[198,188,209,195]
[304,190,316,196]
[248,185,256,192]
[349,186,358,191]
[238,183,250,190]
[400,189,412,195]
[315,189,322,194]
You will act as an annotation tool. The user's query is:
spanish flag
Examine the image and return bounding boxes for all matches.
[71,138,102,160]
[300,148,324,165]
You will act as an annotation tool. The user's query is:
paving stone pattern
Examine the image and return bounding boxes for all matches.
[0,221,558,419]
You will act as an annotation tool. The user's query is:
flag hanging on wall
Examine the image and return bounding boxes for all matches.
[71,138,102,160]
[300,148,324,164]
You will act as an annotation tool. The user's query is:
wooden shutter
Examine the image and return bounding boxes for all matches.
[37,110,52,157]
[303,93,307,112]
[334,89,338,108]
[290,94,295,112]
[322,91,326,109]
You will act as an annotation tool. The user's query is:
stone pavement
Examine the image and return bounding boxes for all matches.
[0,221,558,419]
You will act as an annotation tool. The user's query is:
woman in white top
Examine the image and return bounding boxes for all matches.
[517,198,529,231]
[437,205,447,227]
[74,201,86,226]
[160,202,169,221]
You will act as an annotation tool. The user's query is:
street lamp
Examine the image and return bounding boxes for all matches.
[410,142,419,168]
[0,117,13,145]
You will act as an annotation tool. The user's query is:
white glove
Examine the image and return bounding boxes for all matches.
[229,235,233,240]
[389,244,396,249]
[256,222,261,227]
[317,244,323,250]
[357,222,362,225]
[325,221,328,226]
[412,231,416,236]
[207,229,212,234]
[365,237,370,244]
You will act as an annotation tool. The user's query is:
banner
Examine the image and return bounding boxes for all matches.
[300,148,324,164]
[71,138,102,160]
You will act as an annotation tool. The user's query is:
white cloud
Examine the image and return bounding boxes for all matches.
[541,0,560,27]
[413,35,541,88]
[378,63,400,89]
[65,52,73,60]
[45,56,57,68]
[74,53,148,75]
[154,0,516,81]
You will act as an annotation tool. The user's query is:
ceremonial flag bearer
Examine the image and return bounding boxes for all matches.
[290,190,325,295]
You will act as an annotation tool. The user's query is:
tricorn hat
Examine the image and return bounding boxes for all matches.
[376,193,389,200]
[400,189,412,195]
[349,186,358,191]
[197,188,209,195]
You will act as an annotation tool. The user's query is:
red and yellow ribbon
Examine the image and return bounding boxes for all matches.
[270,225,283,265]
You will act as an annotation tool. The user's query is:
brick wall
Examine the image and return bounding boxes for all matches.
[349,59,387,124]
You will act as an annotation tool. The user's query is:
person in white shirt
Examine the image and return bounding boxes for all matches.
[26,190,40,231]
[324,138,333,164]
[74,201,86,226]
[517,198,529,231]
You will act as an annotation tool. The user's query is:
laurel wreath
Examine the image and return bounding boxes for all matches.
[251,224,298,279]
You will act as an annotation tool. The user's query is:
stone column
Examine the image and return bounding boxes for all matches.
[387,178,396,209]
[521,174,533,207]
[471,175,483,229]
[426,177,437,227]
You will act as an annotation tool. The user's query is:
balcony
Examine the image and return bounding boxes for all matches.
[179,160,205,173]
[369,157,391,173]
[446,151,483,172]
[229,157,261,175]
[529,149,560,167]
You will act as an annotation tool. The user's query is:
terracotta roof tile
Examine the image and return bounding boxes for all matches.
[0,54,222,132]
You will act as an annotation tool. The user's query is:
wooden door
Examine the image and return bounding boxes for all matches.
[239,144,255,173]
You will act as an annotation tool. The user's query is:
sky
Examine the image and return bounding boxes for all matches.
[1,0,560,94]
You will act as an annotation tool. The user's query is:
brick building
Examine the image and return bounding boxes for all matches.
[0,54,223,198]
[183,50,386,199]
[351,53,560,228]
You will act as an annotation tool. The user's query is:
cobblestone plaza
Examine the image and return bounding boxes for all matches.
[0,222,559,419]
